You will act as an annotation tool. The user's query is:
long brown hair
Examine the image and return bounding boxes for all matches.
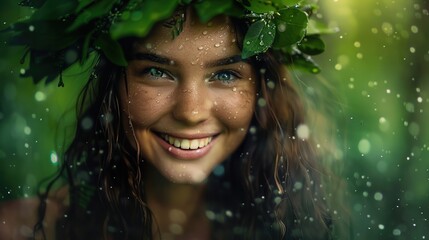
[35,10,345,240]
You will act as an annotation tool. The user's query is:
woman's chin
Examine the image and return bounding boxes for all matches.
[163,169,208,185]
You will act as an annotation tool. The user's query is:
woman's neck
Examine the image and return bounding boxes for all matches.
[143,163,210,239]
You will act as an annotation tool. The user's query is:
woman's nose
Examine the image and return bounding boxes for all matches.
[172,83,211,125]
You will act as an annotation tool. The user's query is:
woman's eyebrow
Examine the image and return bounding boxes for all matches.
[133,52,172,65]
[132,52,247,67]
[206,55,247,68]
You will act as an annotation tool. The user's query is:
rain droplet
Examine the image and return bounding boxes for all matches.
[374,192,383,201]
[277,23,286,32]
[34,91,46,102]
[28,25,35,32]
[358,138,371,154]
[296,124,310,139]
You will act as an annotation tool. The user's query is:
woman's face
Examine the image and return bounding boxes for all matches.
[120,15,257,183]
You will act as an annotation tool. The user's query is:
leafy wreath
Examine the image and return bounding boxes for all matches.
[2,0,336,87]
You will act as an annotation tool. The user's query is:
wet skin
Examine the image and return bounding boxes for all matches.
[120,15,257,184]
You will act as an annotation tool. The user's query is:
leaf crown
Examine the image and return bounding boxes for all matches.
[3,0,335,87]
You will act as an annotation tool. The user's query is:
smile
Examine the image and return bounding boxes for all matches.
[161,134,213,150]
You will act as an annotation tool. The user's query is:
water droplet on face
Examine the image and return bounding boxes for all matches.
[198,46,204,50]
[214,43,221,47]
[178,44,183,50]
[232,87,237,92]
[202,30,208,35]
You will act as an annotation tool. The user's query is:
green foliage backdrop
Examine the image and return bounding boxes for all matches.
[1,0,428,239]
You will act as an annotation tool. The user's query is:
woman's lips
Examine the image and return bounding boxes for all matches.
[154,132,217,160]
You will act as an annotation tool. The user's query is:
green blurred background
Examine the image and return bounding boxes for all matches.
[1,0,428,239]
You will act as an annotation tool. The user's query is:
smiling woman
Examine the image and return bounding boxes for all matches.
[0,0,347,240]
[122,15,256,184]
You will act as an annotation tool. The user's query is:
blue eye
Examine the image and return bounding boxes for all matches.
[147,67,167,78]
[211,71,239,84]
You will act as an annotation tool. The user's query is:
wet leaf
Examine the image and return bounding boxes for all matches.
[31,0,78,21]
[68,0,119,31]
[75,0,95,13]
[95,33,127,66]
[80,30,94,64]
[244,0,303,13]
[273,7,307,48]
[307,19,339,35]
[194,0,234,23]
[297,35,324,55]
[9,21,81,51]
[110,0,179,40]
[288,53,320,74]
[242,20,276,59]
[19,0,47,8]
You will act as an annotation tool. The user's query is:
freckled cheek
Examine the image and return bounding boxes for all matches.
[120,84,171,125]
[213,89,255,129]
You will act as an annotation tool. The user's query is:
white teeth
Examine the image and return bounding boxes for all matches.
[162,134,213,150]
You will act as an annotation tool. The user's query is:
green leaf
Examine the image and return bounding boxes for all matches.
[31,0,78,20]
[80,30,94,64]
[194,0,234,23]
[68,0,119,31]
[242,20,276,59]
[297,35,324,55]
[75,0,95,13]
[95,33,127,66]
[289,53,320,74]
[307,19,339,35]
[110,0,179,40]
[244,0,303,13]
[19,0,47,8]
[9,20,81,51]
[273,7,307,48]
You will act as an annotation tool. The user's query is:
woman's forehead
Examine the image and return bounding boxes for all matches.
[132,14,240,63]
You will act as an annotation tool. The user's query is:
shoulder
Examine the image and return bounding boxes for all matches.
[0,186,69,240]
